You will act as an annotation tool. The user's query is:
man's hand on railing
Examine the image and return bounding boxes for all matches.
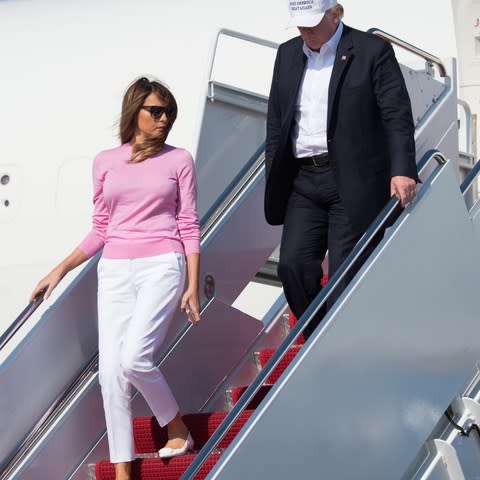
[391,176,417,207]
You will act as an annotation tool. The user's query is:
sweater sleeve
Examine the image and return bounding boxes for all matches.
[176,151,200,255]
[77,154,109,258]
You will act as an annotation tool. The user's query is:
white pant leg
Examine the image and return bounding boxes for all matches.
[97,258,137,463]
[121,252,185,428]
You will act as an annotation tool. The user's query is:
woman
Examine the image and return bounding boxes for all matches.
[30,77,201,480]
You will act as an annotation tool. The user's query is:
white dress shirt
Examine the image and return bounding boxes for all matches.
[291,22,344,158]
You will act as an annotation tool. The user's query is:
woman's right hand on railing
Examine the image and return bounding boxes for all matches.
[29,247,89,303]
[30,266,66,302]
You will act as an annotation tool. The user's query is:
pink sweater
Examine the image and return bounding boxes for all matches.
[78,143,200,259]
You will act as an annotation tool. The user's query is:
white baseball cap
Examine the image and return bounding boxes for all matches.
[287,0,338,28]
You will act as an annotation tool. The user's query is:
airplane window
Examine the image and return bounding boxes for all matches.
[4,200,9,207]
[1,175,9,186]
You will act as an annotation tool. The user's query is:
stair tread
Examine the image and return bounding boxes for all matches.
[95,452,222,480]
[229,384,271,409]
[133,410,254,454]
[259,344,302,365]
[258,344,302,384]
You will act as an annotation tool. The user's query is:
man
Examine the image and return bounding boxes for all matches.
[265,0,418,338]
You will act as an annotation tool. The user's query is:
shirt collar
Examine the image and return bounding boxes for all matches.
[303,22,344,58]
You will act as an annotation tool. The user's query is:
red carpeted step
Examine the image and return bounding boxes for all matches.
[95,452,222,480]
[229,384,271,409]
[133,410,254,454]
[258,344,302,384]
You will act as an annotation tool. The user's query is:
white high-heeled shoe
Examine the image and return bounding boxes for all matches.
[158,433,194,459]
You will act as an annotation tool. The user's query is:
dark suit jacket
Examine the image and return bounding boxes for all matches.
[264,24,418,233]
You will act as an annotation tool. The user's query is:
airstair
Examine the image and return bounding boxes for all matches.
[0,29,479,480]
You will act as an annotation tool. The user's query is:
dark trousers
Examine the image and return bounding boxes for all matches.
[277,164,383,339]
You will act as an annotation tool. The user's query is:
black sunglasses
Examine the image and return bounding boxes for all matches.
[140,105,174,120]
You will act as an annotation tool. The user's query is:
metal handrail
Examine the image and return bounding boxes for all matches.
[181,150,447,479]
[0,294,44,351]
[460,158,480,194]
[207,29,279,100]
[0,141,272,478]
[201,142,265,230]
[368,28,447,78]
[458,99,474,157]
[208,29,278,82]
[418,149,448,172]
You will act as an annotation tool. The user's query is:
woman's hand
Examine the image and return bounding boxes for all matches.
[29,248,88,303]
[182,252,200,324]
[180,288,201,324]
[30,266,65,302]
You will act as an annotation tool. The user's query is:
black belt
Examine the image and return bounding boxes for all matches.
[297,153,329,167]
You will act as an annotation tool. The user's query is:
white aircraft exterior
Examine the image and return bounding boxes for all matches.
[0,0,476,331]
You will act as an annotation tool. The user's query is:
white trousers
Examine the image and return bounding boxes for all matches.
[97,252,186,463]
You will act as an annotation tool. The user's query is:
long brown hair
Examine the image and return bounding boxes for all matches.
[120,76,178,163]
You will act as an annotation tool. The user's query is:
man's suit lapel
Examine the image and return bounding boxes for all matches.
[327,25,354,132]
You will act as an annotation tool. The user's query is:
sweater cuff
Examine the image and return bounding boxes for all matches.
[183,239,200,256]
[78,236,103,259]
